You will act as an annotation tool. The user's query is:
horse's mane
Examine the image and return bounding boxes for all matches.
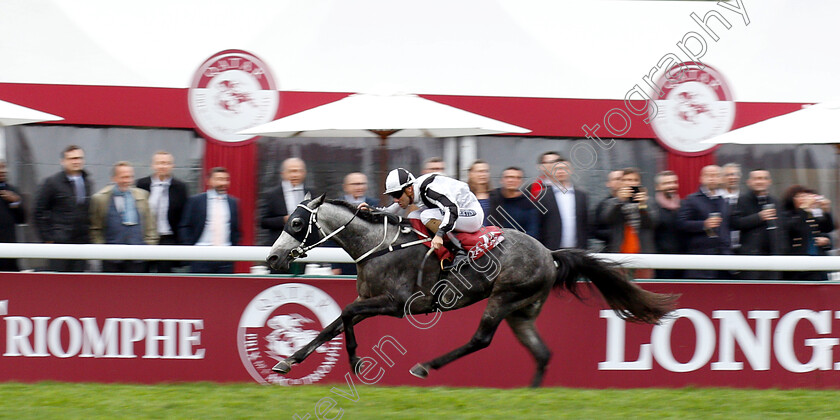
[326,199,404,225]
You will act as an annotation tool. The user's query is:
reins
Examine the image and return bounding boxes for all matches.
[289,203,432,264]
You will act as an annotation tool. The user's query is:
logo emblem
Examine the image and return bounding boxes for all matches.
[238,283,342,385]
[650,63,735,155]
[188,50,279,143]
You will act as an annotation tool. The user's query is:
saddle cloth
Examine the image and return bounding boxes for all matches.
[408,219,505,262]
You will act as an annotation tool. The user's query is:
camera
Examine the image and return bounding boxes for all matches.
[629,186,641,203]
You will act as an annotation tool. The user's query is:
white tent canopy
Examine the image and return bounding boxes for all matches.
[0,99,63,127]
[702,99,840,145]
[239,92,530,138]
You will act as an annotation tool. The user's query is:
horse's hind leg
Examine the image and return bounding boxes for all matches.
[409,297,511,379]
[506,301,551,388]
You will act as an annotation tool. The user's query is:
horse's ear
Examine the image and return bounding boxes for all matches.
[303,192,312,201]
[309,193,326,208]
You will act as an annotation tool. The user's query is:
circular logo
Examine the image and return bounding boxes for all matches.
[188,50,279,143]
[650,63,735,155]
[238,283,343,385]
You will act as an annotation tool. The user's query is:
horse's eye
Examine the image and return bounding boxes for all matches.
[291,218,302,229]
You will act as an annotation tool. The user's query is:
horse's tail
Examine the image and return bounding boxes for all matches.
[551,249,678,324]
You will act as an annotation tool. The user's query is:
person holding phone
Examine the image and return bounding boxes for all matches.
[782,185,835,280]
[598,167,657,278]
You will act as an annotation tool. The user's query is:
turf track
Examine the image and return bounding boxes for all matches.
[2,383,840,419]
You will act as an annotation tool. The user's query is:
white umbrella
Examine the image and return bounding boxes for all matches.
[239,92,530,139]
[0,99,63,126]
[239,92,530,198]
[701,99,840,145]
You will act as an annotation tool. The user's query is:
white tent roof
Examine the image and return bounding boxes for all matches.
[0,0,838,103]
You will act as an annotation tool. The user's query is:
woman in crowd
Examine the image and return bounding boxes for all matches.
[782,185,835,280]
[467,160,492,225]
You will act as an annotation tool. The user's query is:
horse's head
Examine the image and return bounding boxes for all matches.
[266,193,327,271]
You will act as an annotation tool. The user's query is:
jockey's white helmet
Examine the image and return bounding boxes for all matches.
[383,168,415,195]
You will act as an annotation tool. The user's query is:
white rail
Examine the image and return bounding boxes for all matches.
[0,243,839,271]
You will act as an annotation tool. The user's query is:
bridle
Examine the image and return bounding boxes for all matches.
[287,202,431,263]
[288,203,359,259]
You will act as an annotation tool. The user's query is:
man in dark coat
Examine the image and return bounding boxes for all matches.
[677,165,731,279]
[34,145,93,272]
[0,160,25,271]
[487,167,540,239]
[730,169,785,280]
[136,151,189,272]
[260,158,311,246]
[652,170,683,279]
[530,152,589,250]
[179,167,241,274]
[260,158,312,274]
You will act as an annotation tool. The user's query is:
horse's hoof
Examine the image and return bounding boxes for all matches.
[409,363,429,379]
[272,360,293,374]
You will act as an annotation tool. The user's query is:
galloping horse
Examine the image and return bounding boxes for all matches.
[266,195,677,387]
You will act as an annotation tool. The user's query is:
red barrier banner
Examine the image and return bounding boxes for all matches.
[1,273,839,389]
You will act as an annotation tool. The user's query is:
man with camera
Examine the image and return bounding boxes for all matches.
[597,168,657,267]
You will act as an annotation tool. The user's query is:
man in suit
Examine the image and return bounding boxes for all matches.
[331,172,377,275]
[136,151,189,272]
[677,165,731,279]
[260,157,311,246]
[0,159,25,271]
[34,145,93,272]
[341,172,378,207]
[530,152,589,250]
[730,169,784,280]
[90,161,158,273]
[179,167,240,274]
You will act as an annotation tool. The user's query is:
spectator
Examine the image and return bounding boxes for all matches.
[0,159,24,271]
[421,156,445,175]
[136,151,189,273]
[599,168,656,278]
[34,145,93,272]
[487,167,540,239]
[719,162,742,251]
[652,170,683,279]
[467,160,492,224]
[179,167,241,274]
[677,165,731,279]
[530,152,589,250]
[331,172,377,275]
[730,169,784,280]
[261,157,311,246]
[593,170,625,245]
[340,172,377,207]
[782,186,834,281]
[90,161,158,273]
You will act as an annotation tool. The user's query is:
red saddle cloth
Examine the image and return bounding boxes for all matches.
[408,219,505,262]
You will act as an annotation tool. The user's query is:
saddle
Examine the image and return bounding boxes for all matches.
[408,219,505,264]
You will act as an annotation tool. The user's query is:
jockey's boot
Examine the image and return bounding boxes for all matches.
[441,232,468,271]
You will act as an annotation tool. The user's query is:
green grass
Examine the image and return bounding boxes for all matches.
[1,383,839,419]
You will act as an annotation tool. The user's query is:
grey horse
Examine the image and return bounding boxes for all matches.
[266,195,677,387]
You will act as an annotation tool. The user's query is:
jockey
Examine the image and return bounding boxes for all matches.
[378,168,484,256]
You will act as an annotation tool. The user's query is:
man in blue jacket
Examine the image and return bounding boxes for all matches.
[179,167,240,274]
[677,165,731,279]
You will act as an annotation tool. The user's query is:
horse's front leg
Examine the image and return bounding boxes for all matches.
[273,316,347,374]
[340,294,405,372]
